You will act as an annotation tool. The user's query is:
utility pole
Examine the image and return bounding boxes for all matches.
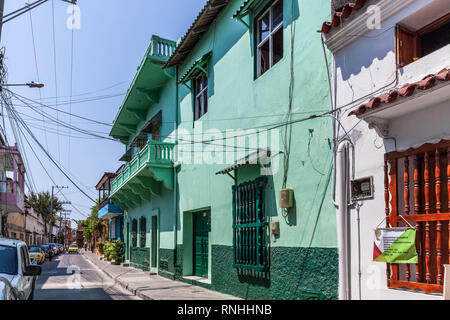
[60,209,71,246]
[0,0,5,42]
[51,185,68,243]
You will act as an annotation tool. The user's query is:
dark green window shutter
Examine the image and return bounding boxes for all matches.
[232,176,269,271]
[131,219,138,247]
[139,217,147,248]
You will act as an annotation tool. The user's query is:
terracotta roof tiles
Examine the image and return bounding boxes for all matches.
[318,0,367,34]
[348,68,450,117]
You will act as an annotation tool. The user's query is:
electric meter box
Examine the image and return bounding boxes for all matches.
[279,189,294,209]
[351,176,374,201]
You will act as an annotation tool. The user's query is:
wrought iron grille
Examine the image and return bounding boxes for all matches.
[232,176,269,271]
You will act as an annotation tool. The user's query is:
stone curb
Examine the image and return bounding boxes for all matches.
[81,251,154,300]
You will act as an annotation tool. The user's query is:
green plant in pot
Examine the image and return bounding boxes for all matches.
[104,241,113,261]
[111,239,124,265]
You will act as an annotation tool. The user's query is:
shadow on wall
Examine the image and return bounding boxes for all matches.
[337,29,394,81]
[237,268,271,293]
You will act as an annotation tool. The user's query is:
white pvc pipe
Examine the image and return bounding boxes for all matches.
[336,140,351,300]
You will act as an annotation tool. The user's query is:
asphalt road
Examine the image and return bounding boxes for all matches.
[34,252,140,300]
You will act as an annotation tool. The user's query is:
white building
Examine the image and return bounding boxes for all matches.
[322,0,450,299]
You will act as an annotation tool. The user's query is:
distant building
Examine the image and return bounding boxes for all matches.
[24,200,45,246]
[76,225,84,248]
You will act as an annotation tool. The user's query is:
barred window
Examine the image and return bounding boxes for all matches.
[232,176,269,271]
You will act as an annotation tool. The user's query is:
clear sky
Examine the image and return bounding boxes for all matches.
[1,0,206,225]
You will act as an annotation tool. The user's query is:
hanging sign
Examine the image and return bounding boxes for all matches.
[373,227,418,264]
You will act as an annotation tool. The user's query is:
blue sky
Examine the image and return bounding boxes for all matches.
[2,0,206,224]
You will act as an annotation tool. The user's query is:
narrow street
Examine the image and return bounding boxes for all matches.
[35,252,139,300]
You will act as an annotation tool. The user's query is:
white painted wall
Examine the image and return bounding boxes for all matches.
[329,0,450,300]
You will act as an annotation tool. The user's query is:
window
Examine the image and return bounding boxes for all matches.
[139,217,147,248]
[384,140,450,294]
[232,176,269,271]
[0,245,17,275]
[194,72,208,121]
[256,0,283,78]
[396,13,450,68]
[20,246,29,273]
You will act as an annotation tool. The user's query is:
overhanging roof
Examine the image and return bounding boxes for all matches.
[110,36,176,144]
[95,172,116,190]
[178,51,212,84]
[216,149,271,175]
[164,0,230,68]
[233,0,261,19]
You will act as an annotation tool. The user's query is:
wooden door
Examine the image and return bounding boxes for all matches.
[193,212,209,278]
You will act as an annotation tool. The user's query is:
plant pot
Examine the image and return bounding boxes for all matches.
[112,260,121,265]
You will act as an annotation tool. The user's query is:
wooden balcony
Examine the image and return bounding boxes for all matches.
[109,140,175,210]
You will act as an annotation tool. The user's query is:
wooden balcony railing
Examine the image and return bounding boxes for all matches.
[110,140,175,194]
[385,139,450,294]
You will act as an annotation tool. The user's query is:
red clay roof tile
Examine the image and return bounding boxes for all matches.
[348,68,450,117]
[318,0,367,34]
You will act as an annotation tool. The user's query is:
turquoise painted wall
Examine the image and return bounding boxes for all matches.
[176,0,335,249]
[115,0,337,299]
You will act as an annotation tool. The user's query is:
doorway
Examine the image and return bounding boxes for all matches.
[193,211,210,278]
[151,215,158,269]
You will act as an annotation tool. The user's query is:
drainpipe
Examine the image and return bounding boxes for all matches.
[336,140,352,300]
[173,65,180,276]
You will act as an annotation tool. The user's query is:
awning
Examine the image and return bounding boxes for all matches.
[233,0,261,19]
[215,149,271,175]
[178,51,212,84]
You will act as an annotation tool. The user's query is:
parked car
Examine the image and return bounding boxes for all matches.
[0,238,42,300]
[28,247,45,264]
[40,245,53,260]
[68,244,78,254]
[0,277,17,300]
[56,244,64,254]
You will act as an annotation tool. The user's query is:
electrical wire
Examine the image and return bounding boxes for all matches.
[4,102,97,203]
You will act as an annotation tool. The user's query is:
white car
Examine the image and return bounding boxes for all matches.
[0,238,42,300]
[0,277,17,300]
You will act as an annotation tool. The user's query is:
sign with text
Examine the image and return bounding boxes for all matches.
[373,228,418,264]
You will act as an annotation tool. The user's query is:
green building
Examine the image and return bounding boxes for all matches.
[109,0,337,300]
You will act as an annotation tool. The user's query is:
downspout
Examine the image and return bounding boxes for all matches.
[173,65,180,276]
[336,140,352,300]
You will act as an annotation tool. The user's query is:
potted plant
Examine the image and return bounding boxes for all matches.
[111,239,124,265]
[104,241,113,261]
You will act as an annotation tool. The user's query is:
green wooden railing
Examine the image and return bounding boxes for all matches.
[149,35,177,59]
[111,140,175,194]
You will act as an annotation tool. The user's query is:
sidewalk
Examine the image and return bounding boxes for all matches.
[81,250,240,300]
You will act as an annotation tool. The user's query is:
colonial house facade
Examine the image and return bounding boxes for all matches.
[24,201,45,246]
[108,0,338,299]
[96,168,125,243]
[321,0,450,299]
